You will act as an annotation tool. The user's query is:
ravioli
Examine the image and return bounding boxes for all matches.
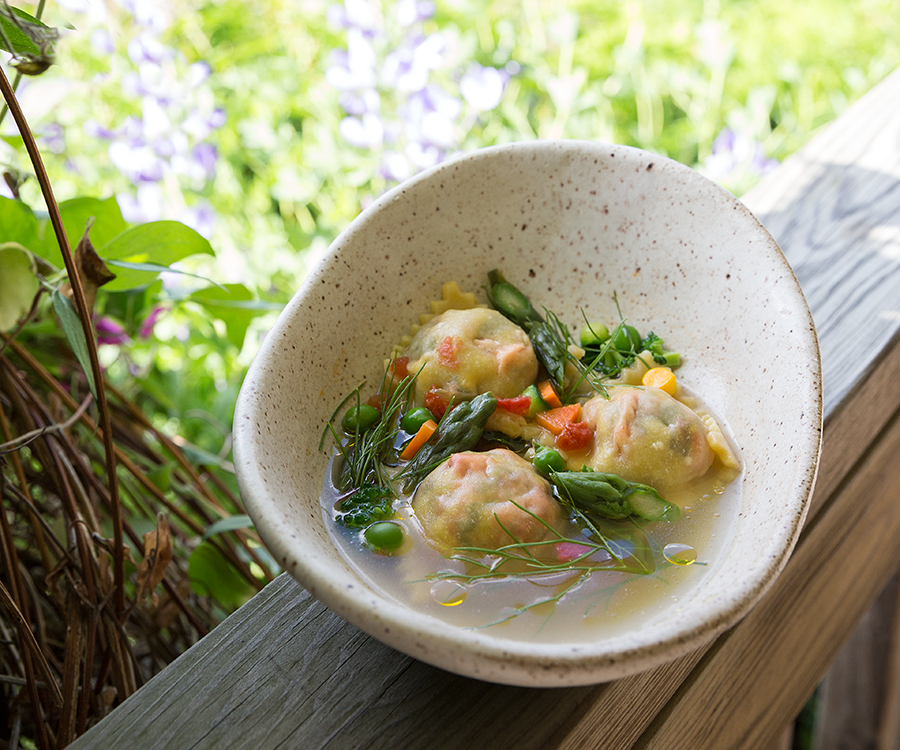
[580,387,714,491]
[412,449,563,554]
[405,308,538,403]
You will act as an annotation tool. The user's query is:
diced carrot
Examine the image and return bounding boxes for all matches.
[538,380,562,409]
[536,403,581,435]
[496,395,532,416]
[399,419,437,461]
[556,421,594,451]
[642,367,677,395]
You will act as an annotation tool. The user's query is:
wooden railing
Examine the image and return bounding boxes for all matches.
[69,67,900,750]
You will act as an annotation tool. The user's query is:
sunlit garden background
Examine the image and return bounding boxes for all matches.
[0,0,898,745]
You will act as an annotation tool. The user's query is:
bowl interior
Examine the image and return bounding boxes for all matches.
[234,140,822,686]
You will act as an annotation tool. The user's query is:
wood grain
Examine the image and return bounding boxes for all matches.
[67,67,900,750]
[738,68,900,417]
[814,574,900,750]
[635,400,900,750]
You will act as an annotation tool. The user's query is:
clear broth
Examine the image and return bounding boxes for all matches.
[321,437,740,642]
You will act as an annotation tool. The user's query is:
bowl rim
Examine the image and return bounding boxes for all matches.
[234,139,823,686]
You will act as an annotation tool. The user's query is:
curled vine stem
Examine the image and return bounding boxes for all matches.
[0,62,127,620]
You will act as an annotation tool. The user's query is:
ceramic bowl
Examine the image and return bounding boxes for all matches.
[233,140,822,687]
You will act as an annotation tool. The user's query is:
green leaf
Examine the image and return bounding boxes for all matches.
[177,440,234,472]
[0,7,47,58]
[202,515,254,541]
[51,288,96,399]
[0,197,49,260]
[59,197,128,262]
[105,259,226,290]
[97,221,214,291]
[147,464,174,493]
[0,243,39,330]
[189,284,269,349]
[188,541,256,610]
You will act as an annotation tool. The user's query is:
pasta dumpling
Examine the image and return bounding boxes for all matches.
[581,387,714,490]
[412,449,563,554]
[405,308,538,403]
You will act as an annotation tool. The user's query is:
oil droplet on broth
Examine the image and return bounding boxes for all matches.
[664,543,698,566]
[430,579,467,607]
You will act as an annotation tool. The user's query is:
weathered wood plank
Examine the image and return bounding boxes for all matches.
[545,329,900,749]
[813,573,900,750]
[68,67,900,750]
[543,65,900,749]
[69,572,601,750]
[876,580,900,750]
[635,398,900,750]
[737,67,900,417]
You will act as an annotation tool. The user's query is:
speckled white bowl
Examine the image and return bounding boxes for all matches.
[233,140,822,687]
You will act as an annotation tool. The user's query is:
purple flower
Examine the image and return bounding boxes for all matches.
[127,32,172,66]
[380,150,413,182]
[109,140,165,182]
[383,33,445,93]
[84,119,116,140]
[395,0,435,26]
[327,0,380,32]
[39,123,66,154]
[326,0,506,185]
[117,182,164,223]
[190,143,218,180]
[405,140,443,169]
[703,127,779,186]
[180,203,216,238]
[339,89,381,116]
[138,305,167,338]
[95,316,129,346]
[188,61,212,88]
[91,28,115,55]
[208,108,226,129]
[120,0,170,33]
[711,127,736,154]
[325,31,378,90]
[460,64,507,111]
[340,114,384,149]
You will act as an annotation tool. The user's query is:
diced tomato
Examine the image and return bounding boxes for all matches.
[535,403,582,435]
[437,336,461,369]
[556,421,594,452]
[424,386,450,421]
[390,356,409,379]
[496,395,532,416]
[366,394,384,411]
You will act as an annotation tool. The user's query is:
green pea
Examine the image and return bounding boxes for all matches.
[612,324,642,352]
[364,521,404,552]
[401,407,434,434]
[579,321,610,347]
[533,446,566,476]
[342,404,381,434]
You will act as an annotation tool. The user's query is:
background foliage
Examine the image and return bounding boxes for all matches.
[0,0,898,745]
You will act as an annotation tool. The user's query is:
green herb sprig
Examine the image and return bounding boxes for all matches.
[398,391,497,491]
[426,501,655,628]
[324,361,421,527]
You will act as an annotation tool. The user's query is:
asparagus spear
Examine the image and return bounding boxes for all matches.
[549,468,681,523]
[400,392,498,491]
[486,270,568,387]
